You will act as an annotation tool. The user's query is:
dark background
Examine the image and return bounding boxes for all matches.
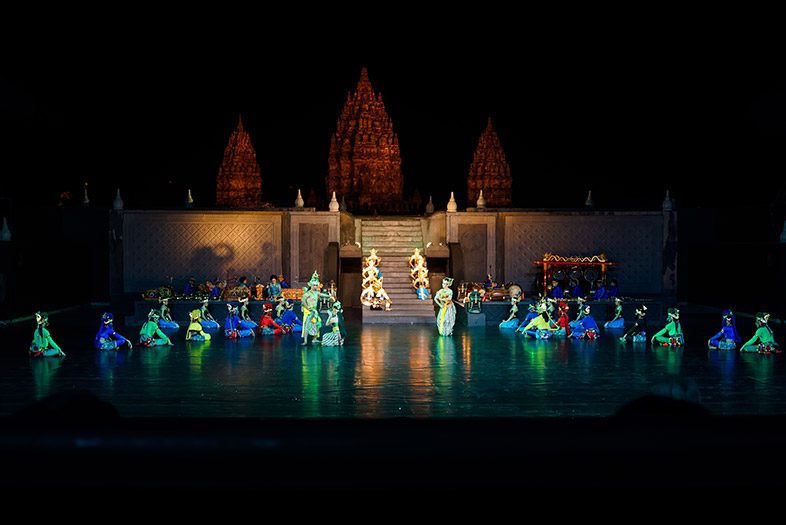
[1,19,785,316]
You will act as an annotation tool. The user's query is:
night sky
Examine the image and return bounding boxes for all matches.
[2,24,785,220]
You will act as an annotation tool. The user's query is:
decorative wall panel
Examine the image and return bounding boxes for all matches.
[503,213,663,294]
[123,211,282,292]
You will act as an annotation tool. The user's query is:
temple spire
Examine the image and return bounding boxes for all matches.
[467,118,512,207]
[216,114,263,208]
[327,67,403,211]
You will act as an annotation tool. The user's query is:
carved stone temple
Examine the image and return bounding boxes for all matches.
[467,118,512,208]
[327,67,404,211]
[216,115,263,208]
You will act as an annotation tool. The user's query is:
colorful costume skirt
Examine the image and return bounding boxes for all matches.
[96,339,121,351]
[758,343,781,354]
[158,320,180,331]
[572,328,598,340]
[321,330,343,346]
[238,320,257,331]
[436,303,456,336]
[225,329,254,339]
[139,336,168,347]
[717,340,737,351]
[659,335,684,347]
[632,332,647,343]
[499,319,519,329]
[29,344,62,357]
[200,319,220,331]
[605,318,625,329]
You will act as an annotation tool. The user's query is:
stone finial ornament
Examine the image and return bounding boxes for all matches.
[476,190,486,209]
[447,192,457,213]
[113,188,124,210]
[662,189,673,211]
[425,195,434,214]
[585,190,594,208]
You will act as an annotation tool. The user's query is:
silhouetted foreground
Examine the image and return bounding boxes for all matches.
[2,390,785,491]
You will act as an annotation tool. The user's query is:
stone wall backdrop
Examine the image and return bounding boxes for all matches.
[122,211,282,292]
[503,212,665,295]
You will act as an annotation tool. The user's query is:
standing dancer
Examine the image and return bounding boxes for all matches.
[434,277,457,336]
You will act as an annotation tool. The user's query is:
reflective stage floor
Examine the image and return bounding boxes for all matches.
[1,307,784,418]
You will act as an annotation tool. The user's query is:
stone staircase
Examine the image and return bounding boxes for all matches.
[361,218,436,324]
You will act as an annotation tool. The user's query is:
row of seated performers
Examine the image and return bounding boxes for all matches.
[480,274,619,301]
[27,299,344,356]
[181,274,292,301]
[494,296,780,353]
[547,278,620,300]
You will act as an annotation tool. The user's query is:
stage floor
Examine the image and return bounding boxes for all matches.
[1,306,784,418]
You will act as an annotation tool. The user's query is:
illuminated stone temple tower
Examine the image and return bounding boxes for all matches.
[216,115,263,208]
[467,118,512,208]
[327,67,404,211]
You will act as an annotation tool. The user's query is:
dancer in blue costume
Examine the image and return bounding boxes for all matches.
[593,280,607,300]
[549,279,563,299]
[139,310,173,347]
[29,311,66,357]
[157,297,180,331]
[569,279,583,299]
[183,276,196,296]
[604,297,625,329]
[499,295,521,329]
[208,280,222,300]
[620,304,648,343]
[237,297,258,331]
[225,303,254,339]
[199,299,220,330]
[707,309,741,350]
[186,309,211,342]
[516,302,540,334]
[95,312,132,350]
[571,304,600,340]
[651,308,684,347]
[740,312,780,354]
[278,299,302,334]
[484,274,500,289]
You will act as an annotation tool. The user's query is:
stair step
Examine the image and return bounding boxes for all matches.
[363,310,435,317]
[362,316,435,325]
[362,242,423,247]
[361,221,421,226]
[368,251,425,256]
[363,229,421,232]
